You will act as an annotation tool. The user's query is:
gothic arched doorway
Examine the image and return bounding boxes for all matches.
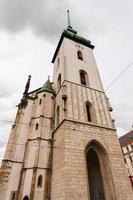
[87,148,105,200]
[86,140,117,200]
[23,196,29,200]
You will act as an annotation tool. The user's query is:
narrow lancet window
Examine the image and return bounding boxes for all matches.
[57,57,60,69]
[35,123,39,130]
[57,73,61,90]
[39,99,42,105]
[37,175,43,187]
[77,50,83,60]
[86,102,92,122]
[11,192,16,200]
[12,193,15,200]
[57,106,60,125]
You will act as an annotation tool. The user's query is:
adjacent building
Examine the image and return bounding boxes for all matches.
[119,130,133,187]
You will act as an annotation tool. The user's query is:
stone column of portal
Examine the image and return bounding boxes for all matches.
[17,90,54,200]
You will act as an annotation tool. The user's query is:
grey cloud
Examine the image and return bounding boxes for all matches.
[0,86,13,98]
[0,0,132,42]
[0,0,69,40]
[0,143,5,148]
[0,0,124,41]
[0,81,16,98]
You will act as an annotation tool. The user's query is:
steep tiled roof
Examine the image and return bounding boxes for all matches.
[119,130,133,147]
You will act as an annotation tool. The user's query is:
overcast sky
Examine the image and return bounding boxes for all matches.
[0,0,133,161]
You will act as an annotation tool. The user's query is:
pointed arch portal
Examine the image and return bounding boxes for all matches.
[86,140,116,200]
[87,149,105,200]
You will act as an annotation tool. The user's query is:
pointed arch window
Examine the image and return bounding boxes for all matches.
[86,101,92,122]
[37,175,43,187]
[79,70,88,86]
[57,73,61,90]
[57,106,60,125]
[77,50,83,60]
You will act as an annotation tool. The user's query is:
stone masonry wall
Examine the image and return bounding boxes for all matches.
[51,120,133,200]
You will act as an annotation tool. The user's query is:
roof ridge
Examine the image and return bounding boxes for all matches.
[119,130,133,139]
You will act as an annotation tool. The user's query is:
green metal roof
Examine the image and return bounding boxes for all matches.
[52,27,94,63]
[39,79,54,94]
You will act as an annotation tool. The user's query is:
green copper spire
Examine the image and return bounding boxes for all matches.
[67,10,72,28]
[66,10,77,34]
[39,78,54,94]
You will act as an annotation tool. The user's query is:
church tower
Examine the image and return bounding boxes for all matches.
[0,11,133,200]
[50,11,133,199]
